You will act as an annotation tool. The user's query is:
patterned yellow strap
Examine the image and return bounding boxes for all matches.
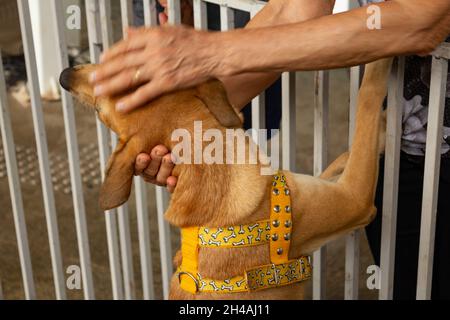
[198,220,271,248]
[176,257,312,293]
[246,256,312,291]
[270,173,292,264]
[178,173,312,294]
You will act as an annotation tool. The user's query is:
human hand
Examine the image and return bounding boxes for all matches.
[134,145,177,193]
[90,25,221,113]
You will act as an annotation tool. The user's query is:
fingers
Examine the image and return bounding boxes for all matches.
[134,153,151,176]
[156,154,175,184]
[91,51,146,85]
[94,68,146,97]
[116,79,171,113]
[143,146,167,179]
[166,176,178,193]
[136,146,177,191]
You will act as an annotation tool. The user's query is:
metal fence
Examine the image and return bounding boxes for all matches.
[0,0,449,300]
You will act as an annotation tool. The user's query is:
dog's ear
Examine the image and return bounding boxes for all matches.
[195,80,242,128]
[99,140,135,210]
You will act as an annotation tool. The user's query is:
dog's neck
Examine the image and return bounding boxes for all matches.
[163,132,273,229]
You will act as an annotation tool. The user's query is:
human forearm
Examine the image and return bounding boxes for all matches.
[221,0,335,110]
[217,0,450,77]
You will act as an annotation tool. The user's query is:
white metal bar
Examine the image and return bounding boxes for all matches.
[156,187,173,300]
[135,178,154,300]
[139,0,158,301]
[379,57,405,300]
[345,231,360,299]
[17,0,65,300]
[281,72,296,171]
[202,0,265,13]
[313,71,329,175]
[348,66,361,146]
[99,0,114,50]
[117,203,135,300]
[193,0,207,30]
[120,0,134,31]
[312,70,329,300]
[168,0,181,25]
[89,0,124,300]
[0,52,36,300]
[52,0,95,300]
[104,212,124,300]
[251,94,266,144]
[144,0,158,26]
[220,3,235,31]
[117,0,138,300]
[28,0,61,100]
[416,56,448,300]
[85,0,103,61]
[345,65,361,300]
[432,42,450,60]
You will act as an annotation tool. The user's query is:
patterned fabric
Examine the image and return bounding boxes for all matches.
[246,257,312,291]
[359,0,450,157]
[198,220,271,248]
[176,256,312,293]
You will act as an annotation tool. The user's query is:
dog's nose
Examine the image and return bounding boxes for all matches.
[59,68,73,91]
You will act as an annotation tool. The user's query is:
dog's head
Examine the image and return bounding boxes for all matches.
[60,64,242,210]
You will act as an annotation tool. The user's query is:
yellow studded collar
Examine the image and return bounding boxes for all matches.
[177,172,312,294]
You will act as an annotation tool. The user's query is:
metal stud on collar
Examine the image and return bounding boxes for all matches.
[273,205,280,213]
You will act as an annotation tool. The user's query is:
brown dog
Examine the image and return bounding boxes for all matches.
[60,58,393,299]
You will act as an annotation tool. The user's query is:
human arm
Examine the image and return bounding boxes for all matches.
[92,0,449,113]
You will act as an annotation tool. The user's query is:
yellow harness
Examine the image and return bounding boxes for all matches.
[177,173,312,294]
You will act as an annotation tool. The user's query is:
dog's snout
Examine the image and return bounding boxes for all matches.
[59,68,73,91]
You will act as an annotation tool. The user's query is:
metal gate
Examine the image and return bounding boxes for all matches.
[0,0,448,300]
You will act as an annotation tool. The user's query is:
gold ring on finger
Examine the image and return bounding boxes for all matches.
[133,68,142,84]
